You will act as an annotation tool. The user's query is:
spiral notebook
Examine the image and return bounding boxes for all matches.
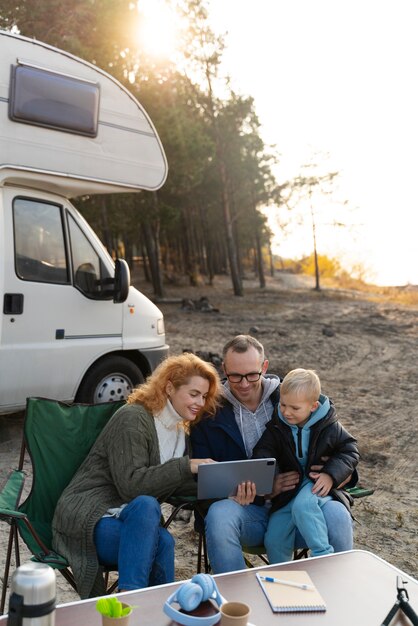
[256,570,327,613]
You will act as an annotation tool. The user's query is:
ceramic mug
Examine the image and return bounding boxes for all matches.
[220,601,251,626]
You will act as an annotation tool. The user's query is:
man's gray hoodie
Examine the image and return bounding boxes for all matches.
[223,374,280,457]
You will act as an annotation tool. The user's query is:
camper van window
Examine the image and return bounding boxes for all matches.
[9,64,100,137]
[13,198,69,284]
[67,213,112,299]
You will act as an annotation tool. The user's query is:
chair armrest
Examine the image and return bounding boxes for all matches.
[30,552,70,568]
[0,469,26,516]
[346,485,374,498]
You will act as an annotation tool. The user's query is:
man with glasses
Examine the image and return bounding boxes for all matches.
[191,335,355,573]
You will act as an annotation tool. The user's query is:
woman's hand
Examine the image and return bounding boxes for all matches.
[230,481,256,505]
[189,458,216,474]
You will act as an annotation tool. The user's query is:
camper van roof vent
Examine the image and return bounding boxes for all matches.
[9,62,100,137]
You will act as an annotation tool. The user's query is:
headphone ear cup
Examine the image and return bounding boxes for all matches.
[177,582,204,612]
[190,574,215,601]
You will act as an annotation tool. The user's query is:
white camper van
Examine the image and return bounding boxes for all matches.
[0,31,169,414]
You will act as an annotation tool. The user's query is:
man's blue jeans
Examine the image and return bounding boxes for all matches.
[205,498,353,574]
[94,495,175,590]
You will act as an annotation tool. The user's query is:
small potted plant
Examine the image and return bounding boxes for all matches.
[96,596,134,625]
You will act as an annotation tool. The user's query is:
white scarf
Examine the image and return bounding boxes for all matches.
[154,400,186,463]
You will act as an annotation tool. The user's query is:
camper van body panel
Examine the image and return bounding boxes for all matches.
[0,33,170,414]
[0,185,167,412]
[0,31,168,197]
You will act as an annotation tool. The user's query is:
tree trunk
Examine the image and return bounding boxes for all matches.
[205,65,243,296]
[140,194,165,298]
[220,162,243,295]
[310,198,321,291]
[141,241,151,283]
[255,230,266,288]
[100,197,113,255]
[268,242,275,277]
[141,221,165,298]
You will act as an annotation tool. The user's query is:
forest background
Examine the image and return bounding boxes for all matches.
[0,0,373,298]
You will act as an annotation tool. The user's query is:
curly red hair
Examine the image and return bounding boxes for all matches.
[127,352,222,424]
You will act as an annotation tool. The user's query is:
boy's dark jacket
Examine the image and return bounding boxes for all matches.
[252,401,359,514]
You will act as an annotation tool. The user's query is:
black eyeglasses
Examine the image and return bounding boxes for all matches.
[225,371,262,383]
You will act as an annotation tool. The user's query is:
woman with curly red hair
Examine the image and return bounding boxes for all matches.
[52,353,221,599]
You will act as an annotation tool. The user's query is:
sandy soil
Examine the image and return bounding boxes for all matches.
[1,272,417,608]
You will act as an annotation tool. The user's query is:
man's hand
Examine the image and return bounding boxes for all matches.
[268,471,300,498]
[312,472,333,497]
[230,481,256,505]
[309,456,352,489]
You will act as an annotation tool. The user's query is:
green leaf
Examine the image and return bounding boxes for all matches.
[121,606,132,616]
[95,596,136,618]
[109,597,122,618]
[96,598,112,616]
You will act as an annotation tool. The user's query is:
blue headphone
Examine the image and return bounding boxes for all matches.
[163,574,225,626]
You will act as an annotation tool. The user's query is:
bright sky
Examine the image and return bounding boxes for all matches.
[205,0,418,286]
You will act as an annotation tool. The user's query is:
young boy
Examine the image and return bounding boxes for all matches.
[252,368,359,564]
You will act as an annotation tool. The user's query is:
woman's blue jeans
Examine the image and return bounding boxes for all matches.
[94,495,175,590]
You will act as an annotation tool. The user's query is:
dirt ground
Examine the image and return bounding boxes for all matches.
[1,272,417,607]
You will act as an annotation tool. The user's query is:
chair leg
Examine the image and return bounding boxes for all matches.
[102,569,118,595]
[13,524,20,569]
[197,531,210,574]
[197,531,203,573]
[106,579,119,594]
[1,522,20,615]
[202,532,209,574]
[294,548,309,560]
[163,503,192,528]
[58,568,77,590]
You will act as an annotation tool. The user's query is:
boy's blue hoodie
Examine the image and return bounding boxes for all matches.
[278,394,330,486]
[253,393,359,513]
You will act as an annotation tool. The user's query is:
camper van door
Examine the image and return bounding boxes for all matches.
[1,186,122,410]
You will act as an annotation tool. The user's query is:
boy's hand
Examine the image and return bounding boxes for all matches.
[312,472,333,496]
[309,456,352,489]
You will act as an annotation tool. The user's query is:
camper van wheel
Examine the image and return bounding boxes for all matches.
[75,356,144,404]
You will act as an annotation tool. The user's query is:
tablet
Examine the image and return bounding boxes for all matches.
[197,458,276,500]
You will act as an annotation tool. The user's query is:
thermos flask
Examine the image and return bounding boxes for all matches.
[7,562,56,626]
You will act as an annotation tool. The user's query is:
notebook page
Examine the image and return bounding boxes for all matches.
[256,570,327,613]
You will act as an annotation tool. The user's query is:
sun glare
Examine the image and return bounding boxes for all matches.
[137,0,180,60]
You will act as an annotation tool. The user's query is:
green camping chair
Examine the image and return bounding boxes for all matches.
[0,397,124,614]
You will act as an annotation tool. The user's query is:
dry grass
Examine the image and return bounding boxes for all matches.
[321,275,418,307]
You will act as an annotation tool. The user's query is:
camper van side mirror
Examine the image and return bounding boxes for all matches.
[113,259,130,303]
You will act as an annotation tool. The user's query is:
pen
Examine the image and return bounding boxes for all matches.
[259,575,314,590]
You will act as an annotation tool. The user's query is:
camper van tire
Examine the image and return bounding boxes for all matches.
[75,356,144,404]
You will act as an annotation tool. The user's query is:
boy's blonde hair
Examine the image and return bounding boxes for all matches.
[127,352,222,423]
[280,368,321,402]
